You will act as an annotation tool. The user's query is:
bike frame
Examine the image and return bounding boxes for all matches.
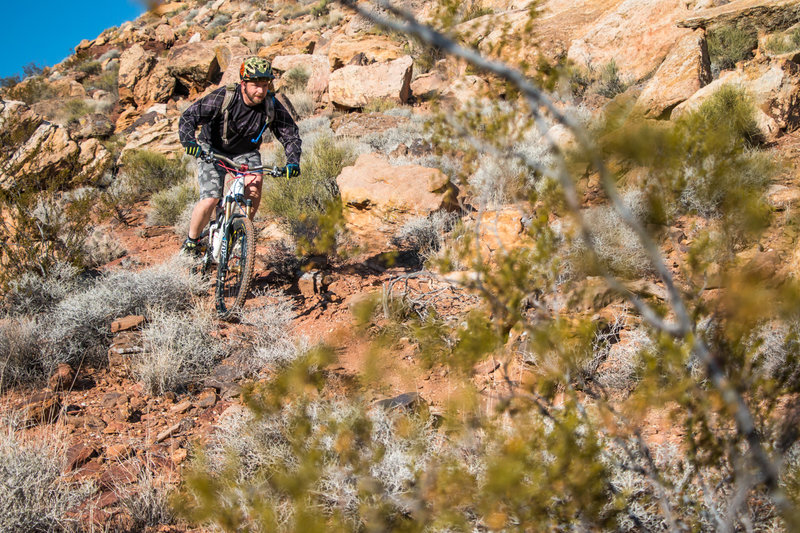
[202,151,283,263]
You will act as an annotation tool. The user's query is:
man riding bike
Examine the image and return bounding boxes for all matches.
[178,56,302,255]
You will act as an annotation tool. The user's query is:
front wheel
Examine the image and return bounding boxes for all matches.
[215,216,255,320]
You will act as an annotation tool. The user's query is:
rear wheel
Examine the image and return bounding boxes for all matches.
[215,216,255,320]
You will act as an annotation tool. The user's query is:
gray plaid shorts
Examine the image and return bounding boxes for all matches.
[197,150,262,199]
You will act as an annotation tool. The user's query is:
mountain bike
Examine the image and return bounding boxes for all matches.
[198,151,285,320]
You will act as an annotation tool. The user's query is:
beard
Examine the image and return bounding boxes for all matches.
[243,85,267,105]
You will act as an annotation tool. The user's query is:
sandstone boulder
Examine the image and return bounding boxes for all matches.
[672,57,800,135]
[258,32,318,60]
[121,115,181,155]
[216,43,252,86]
[166,42,222,93]
[337,153,457,216]
[410,71,449,100]
[328,34,406,70]
[477,207,531,256]
[1,122,80,190]
[567,0,694,82]
[69,113,115,140]
[272,54,330,103]
[75,139,113,184]
[133,62,176,106]
[329,56,413,108]
[442,75,490,105]
[51,78,87,98]
[679,0,800,32]
[0,99,44,160]
[118,44,156,96]
[635,30,712,118]
[155,24,176,46]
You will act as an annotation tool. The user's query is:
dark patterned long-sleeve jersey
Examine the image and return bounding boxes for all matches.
[178,84,302,164]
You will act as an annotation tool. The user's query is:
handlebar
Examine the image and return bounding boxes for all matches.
[202,150,286,177]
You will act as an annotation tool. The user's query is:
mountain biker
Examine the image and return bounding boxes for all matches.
[178,56,302,255]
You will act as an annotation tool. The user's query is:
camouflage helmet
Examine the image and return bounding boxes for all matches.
[240,57,275,81]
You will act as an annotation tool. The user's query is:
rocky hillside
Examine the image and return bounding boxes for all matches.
[4,0,800,531]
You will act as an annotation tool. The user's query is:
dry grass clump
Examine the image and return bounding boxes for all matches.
[594,325,653,393]
[568,190,653,279]
[749,321,800,389]
[0,318,43,390]
[135,304,223,395]
[116,150,190,201]
[45,256,200,370]
[260,131,358,253]
[114,461,176,529]
[0,426,95,532]
[200,398,440,524]
[284,89,314,119]
[467,124,555,207]
[83,224,127,267]
[147,179,197,227]
[235,298,300,374]
[3,261,85,316]
[391,211,459,262]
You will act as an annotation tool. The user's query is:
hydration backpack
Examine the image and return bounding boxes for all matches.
[215,83,276,146]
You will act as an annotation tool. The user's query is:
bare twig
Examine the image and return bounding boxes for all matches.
[336,0,790,522]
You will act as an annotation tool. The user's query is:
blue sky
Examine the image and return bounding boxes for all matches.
[1,0,147,79]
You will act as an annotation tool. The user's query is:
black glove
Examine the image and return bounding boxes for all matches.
[185,142,203,158]
[285,163,300,178]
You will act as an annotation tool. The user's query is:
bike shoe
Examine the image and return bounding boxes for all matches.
[181,238,203,257]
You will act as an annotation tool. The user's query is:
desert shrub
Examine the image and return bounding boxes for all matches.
[749,321,800,390]
[1,74,21,89]
[235,298,300,374]
[0,318,43,390]
[6,76,55,104]
[208,12,231,28]
[3,261,85,316]
[391,211,459,262]
[176,384,441,529]
[135,305,223,395]
[282,66,310,92]
[77,60,101,76]
[116,466,176,530]
[62,98,92,123]
[594,60,628,98]
[676,86,771,220]
[85,63,119,95]
[285,89,315,119]
[44,256,200,370]
[462,0,493,21]
[568,190,653,279]
[763,33,800,55]
[600,84,772,242]
[311,0,330,17]
[98,49,121,62]
[0,191,94,291]
[707,23,758,74]
[0,428,95,532]
[261,132,357,254]
[82,225,127,267]
[568,60,629,99]
[147,180,198,226]
[118,150,190,200]
[362,97,399,112]
[467,124,554,206]
[173,201,194,238]
[298,115,332,136]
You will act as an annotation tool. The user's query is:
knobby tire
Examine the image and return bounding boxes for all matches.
[215,216,255,320]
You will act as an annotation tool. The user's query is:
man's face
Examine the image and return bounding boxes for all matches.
[241,79,272,106]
